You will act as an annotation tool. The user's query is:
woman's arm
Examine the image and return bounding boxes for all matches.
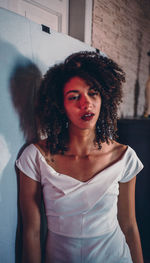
[118,177,144,263]
[19,171,42,263]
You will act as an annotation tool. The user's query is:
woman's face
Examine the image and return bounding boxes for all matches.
[63,76,101,131]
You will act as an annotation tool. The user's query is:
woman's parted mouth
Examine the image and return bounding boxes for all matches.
[81,112,95,121]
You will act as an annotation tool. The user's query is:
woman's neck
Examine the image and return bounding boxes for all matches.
[67,127,97,157]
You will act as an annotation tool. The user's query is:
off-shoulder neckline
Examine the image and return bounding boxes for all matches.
[31,143,131,184]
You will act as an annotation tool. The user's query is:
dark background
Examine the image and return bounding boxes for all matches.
[117,118,150,263]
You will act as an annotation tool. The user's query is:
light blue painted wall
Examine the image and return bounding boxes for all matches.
[0,7,95,263]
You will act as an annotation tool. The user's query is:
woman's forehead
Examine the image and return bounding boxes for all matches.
[64,80,101,100]
[63,76,93,93]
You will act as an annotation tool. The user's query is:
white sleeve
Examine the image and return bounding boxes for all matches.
[16,144,41,182]
[120,147,144,183]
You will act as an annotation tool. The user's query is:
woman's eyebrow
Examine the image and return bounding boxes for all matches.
[65,90,79,95]
[89,86,98,91]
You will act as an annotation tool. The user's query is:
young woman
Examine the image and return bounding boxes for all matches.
[16,51,144,263]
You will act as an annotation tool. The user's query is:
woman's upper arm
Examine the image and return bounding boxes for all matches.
[117,176,137,231]
[19,170,42,230]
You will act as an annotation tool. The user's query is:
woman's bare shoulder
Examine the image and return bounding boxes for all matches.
[112,140,127,150]
[102,140,127,152]
[34,139,49,157]
[111,141,128,160]
[100,140,127,161]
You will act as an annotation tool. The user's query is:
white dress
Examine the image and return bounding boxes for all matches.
[16,144,143,263]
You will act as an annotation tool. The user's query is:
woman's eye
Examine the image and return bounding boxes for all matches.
[89,91,99,97]
[68,95,79,101]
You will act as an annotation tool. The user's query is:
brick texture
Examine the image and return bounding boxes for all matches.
[92,0,150,117]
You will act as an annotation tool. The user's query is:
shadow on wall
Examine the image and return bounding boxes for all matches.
[9,57,43,263]
[0,38,43,263]
[10,61,47,262]
[9,54,48,263]
[10,60,42,144]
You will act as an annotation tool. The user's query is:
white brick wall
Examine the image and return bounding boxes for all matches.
[92,0,150,117]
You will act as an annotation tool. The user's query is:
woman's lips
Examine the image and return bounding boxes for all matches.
[81,113,95,121]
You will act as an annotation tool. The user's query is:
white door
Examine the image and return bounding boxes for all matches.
[0,0,69,34]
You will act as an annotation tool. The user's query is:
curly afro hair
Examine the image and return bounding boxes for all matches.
[36,51,125,154]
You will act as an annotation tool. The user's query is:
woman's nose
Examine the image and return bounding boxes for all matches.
[79,96,92,109]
